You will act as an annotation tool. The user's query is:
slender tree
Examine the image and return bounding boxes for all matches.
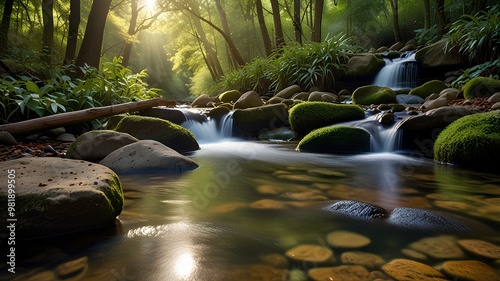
[0,0,14,57]
[423,0,430,30]
[311,0,324,42]
[436,0,446,39]
[41,0,54,65]
[270,0,285,49]
[64,0,80,63]
[293,0,302,43]
[255,0,273,56]
[214,0,244,67]
[75,0,113,69]
[388,0,401,42]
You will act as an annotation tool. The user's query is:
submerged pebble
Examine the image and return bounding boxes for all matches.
[285,244,334,264]
[326,230,371,249]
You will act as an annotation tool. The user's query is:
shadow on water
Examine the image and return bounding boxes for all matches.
[3,141,500,280]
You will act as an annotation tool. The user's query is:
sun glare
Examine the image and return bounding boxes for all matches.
[144,0,156,12]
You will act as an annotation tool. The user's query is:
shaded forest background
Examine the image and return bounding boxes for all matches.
[0,0,498,101]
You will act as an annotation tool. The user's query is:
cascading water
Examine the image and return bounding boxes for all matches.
[373,51,418,89]
[181,111,234,143]
[336,112,408,153]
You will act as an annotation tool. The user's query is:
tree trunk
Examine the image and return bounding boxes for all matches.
[41,0,54,65]
[0,98,175,136]
[270,0,285,49]
[423,0,430,30]
[255,0,273,56]
[293,0,302,44]
[0,0,14,58]
[389,0,401,42]
[75,0,112,69]
[64,0,80,64]
[214,0,245,66]
[436,0,446,40]
[311,0,324,42]
[190,8,224,80]
[122,0,139,67]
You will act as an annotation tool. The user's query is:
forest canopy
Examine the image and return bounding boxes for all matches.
[0,0,498,101]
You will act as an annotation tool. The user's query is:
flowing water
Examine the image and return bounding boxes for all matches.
[5,141,500,280]
[373,52,418,89]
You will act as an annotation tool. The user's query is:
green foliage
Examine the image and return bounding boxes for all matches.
[447,5,500,63]
[216,34,357,95]
[414,25,438,45]
[0,57,160,124]
[451,59,500,88]
[289,102,365,135]
[297,125,370,154]
[434,111,500,170]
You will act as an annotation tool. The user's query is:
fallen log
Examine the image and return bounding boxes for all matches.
[0,98,176,136]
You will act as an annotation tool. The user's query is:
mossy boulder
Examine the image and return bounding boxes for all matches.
[462,77,500,99]
[232,104,289,136]
[434,110,500,170]
[0,158,123,239]
[352,86,397,105]
[409,80,448,99]
[297,126,370,154]
[289,102,365,135]
[219,90,242,103]
[114,115,199,152]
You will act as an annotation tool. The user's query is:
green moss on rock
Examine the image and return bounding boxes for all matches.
[219,90,242,103]
[289,102,365,135]
[114,115,199,152]
[352,85,397,105]
[462,77,500,99]
[434,110,500,170]
[409,80,448,99]
[297,126,370,153]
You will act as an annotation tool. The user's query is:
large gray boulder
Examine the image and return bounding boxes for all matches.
[344,54,385,77]
[0,158,123,239]
[415,39,467,68]
[397,106,476,131]
[66,130,139,161]
[387,208,471,233]
[233,91,264,109]
[99,140,199,174]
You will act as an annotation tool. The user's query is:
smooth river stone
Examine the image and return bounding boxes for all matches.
[409,236,466,260]
[250,199,287,210]
[382,259,448,281]
[458,239,500,259]
[322,200,388,220]
[282,190,325,201]
[260,253,289,269]
[340,251,386,270]
[308,265,372,281]
[285,244,334,264]
[432,200,473,212]
[442,260,500,281]
[308,168,346,178]
[326,231,371,248]
[56,257,89,279]
[400,248,429,262]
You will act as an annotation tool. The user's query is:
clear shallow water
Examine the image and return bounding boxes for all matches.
[4,141,500,280]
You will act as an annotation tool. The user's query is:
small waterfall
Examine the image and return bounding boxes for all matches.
[337,113,406,153]
[181,111,234,143]
[374,51,418,90]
